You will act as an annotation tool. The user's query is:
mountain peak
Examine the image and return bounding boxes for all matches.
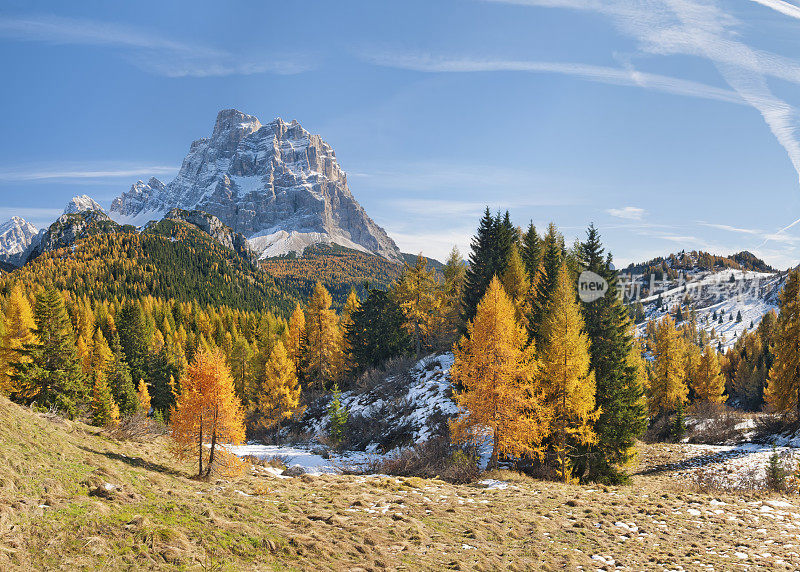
[64,195,104,215]
[110,109,401,260]
[0,216,39,266]
[212,109,261,140]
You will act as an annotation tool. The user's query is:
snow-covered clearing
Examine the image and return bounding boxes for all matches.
[665,439,800,489]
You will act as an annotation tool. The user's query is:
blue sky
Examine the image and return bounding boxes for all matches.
[2,0,800,267]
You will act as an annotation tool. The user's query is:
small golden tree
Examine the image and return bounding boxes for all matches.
[137,379,151,412]
[286,303,306,372]
[395,254,442,358]
[303,283,344,389]
[170,348,245,478]
[450,277,548,470]
[649,315,688,415]
[257,340,301,430]
[692,345,726,405]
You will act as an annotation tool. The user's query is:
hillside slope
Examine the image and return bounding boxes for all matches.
[3,397,800,570]
[2,218,298,313]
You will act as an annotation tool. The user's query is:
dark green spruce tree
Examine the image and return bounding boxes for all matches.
[520,222,542,282]
[147,347,179,417]
[11,287,87,416]
[107,334,139,415]
[577,224,647,483]
[345,287,410,375]
[528,222,565,343]
[461,208,516,325]
[116,300,150,388]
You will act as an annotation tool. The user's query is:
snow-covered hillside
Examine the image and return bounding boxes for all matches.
[229,353,460,473]
[633,267,785,349]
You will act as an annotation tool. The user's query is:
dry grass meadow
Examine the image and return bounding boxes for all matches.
[1,396,799,571]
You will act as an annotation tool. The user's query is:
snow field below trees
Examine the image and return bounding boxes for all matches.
[229,353,467,475]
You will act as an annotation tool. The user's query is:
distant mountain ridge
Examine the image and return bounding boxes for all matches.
[0,217,38,266]
[109,109,401,261]
[625,249,775,278]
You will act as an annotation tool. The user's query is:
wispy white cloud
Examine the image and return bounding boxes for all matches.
[481,0,800,187]
[0,162,177,181]
[748,0,800,20]
[364,52,745,105]
[607,206,646,220]
[698,222,761,235]
[0,14,311,77]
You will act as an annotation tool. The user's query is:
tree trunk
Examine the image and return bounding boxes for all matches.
[197,416,204,477]
[206,429,217,479]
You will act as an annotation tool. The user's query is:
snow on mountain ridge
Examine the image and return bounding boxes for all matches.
[109,109,401,261]
[0,216,39,266]
[64,195,104,215]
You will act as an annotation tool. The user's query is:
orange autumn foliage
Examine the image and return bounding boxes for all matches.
[170,348,245,478]
[450,277,549,470]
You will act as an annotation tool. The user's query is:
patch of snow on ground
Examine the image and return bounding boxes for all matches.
[227,443,380,476]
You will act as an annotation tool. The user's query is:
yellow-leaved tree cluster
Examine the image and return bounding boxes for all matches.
[451,265,601,482]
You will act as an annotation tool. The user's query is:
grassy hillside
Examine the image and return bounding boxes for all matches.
[2,397,800,570]
[2,219,299,314]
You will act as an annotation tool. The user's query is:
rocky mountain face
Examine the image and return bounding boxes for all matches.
[109,109,401,261]
[157,209,255,262]
[64,195,104,215]
[0,217,39,266]
[25,199,124,262]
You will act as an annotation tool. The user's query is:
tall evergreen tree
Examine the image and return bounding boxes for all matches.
[578,224,647,482]
[11,287,87,416]
[345,288,410,374]
[461,209,516,325]
[520,222,542,283]
[529,222,564,343]
[117,300,150,388]
[107,334,139,415]
[462,208,498,326]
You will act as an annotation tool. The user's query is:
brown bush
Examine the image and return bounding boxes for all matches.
[107,412,167,441]
[361,437,480,484]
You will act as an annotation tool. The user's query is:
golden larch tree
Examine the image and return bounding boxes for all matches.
[501,243,531,327]
[0,285,36,392]
[257,340,301,430]
[649,315,688,415]
[170,348,245,478]
[286,303,305,372]
[395,254,442,358]
[92,376,120,427]
[538,261,599,482]
[450,276,548,470]
[137,379,151,412]
[303,282,344,389]
[692,345,726,404]
[765,269,800,412]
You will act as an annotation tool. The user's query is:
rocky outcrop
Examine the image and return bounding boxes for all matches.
[109,109,401,261]
[0,216,38,266]
[25,208,123,262]
[160,208,255,262]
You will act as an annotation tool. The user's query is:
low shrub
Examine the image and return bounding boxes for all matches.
[366,437,480,484]
[108,412,167,441]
